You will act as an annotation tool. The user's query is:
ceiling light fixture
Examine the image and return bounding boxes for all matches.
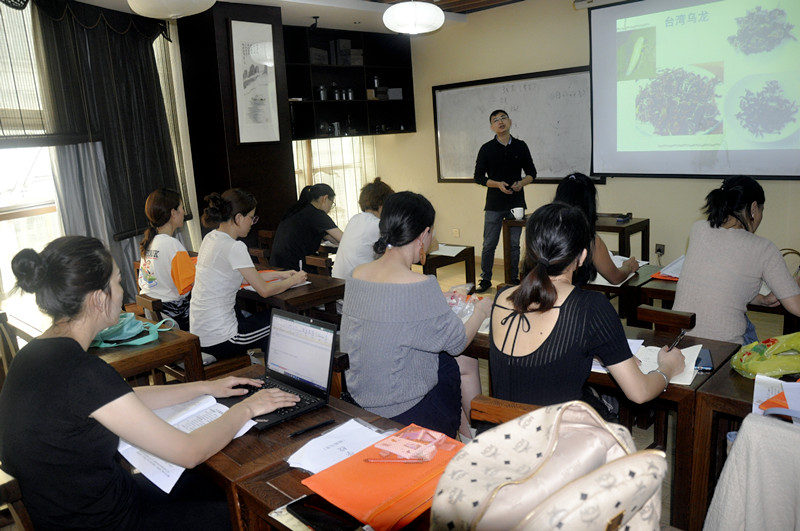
[127,0,216,19]
[383,0,445,35]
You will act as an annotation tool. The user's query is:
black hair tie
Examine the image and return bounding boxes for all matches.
[537,256,550,268]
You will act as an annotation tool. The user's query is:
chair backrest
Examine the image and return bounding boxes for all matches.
[0,312,22,391]
[135,293,164,322]
[637,304,696,334]
[470,395,540,425]
[249,229,276,266]
[0,466,35,530]
[305,255,333,276]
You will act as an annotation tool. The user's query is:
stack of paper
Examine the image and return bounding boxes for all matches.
[634,344,702,385]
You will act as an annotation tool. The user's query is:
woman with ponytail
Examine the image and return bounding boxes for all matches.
[490,203,684,406]
[271,183,343,272]
[674,176,800,344]
[340,192,492,438]
[138,188,195,330]
[190,189,307,359]
[0,236,299,529]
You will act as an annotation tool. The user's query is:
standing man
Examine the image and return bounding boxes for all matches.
[473,109,537,293]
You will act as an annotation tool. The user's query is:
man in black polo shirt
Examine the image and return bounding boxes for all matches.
[473,109,537,292]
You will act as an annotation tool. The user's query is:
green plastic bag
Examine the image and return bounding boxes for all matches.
[731,332,800,379]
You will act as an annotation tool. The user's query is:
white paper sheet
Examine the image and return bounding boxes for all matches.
[287,418,391,474]
[588,253,649,287]
[118,397,255,493]
[753,374,785,415]
[591,339,644,373]
[659,255,685,278]
[633,344,701,385]
[429,244,467,257]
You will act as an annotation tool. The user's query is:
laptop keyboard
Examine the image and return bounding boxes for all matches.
[243,377,319,418]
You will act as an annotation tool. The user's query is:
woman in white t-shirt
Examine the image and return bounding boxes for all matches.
[190,189,307,359]
[332,177,394,280]
[139,188,195,330]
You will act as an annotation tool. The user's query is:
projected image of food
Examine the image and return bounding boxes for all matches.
[736,80,798,138]
[635,67,722,135]
[728,6,796,55]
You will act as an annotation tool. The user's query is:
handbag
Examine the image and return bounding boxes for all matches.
[430,400,666,531]
[91,313,175,348]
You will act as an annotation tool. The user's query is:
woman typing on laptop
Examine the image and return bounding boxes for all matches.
[0,236,299,530]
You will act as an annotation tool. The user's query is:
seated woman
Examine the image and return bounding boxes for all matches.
[190,189,307,359]
[0,236,299,530]
[674,176,800,344]
[271,183,343,272]
[138,188,195,330]
[340,192,491,438]
[554,173,639,285]
[490,203,685,406]
[332,177,394,280]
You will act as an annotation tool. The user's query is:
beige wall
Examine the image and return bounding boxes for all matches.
[373,0,800,266]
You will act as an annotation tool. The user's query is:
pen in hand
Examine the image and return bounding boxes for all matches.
[668,329,686,351]
[288,419,335,438]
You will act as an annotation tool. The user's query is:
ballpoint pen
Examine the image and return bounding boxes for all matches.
[668,329,686,351]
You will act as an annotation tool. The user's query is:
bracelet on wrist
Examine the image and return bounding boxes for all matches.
[649,369,669,393]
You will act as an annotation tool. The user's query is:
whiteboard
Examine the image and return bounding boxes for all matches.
[433,67,591,182]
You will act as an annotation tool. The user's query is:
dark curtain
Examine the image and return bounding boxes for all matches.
[32,0,180,241]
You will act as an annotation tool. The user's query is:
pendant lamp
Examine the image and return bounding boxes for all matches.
[383,0,445,35]
[128,0,216,19]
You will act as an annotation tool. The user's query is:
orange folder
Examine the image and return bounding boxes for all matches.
[650,271,679,281]
[302,424,463,531]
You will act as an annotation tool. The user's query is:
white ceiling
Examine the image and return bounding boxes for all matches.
[78,0,467,33]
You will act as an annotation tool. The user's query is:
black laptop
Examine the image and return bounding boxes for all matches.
[219,309,337,430]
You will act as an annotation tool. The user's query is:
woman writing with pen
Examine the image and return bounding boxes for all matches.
[489,203,685,407]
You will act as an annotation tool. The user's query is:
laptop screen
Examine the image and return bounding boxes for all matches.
[267,311,335,392]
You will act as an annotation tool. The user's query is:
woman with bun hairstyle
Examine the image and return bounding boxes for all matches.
[340,191,492,438]
[489,203,685,406]
[190,189,307,359]
[674,176,800,344]
[0,236,300,530]
[270,183,343,272]
[554,173,640,285]
[138,188,195,330]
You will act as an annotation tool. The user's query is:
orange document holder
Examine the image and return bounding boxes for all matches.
[302,424,463,531]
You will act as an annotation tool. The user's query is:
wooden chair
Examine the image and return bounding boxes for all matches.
[0,466,34,530]
[305,254,333,276]
[0,312,26,392]
[470,395,540,425]
[135,294,251,384]
[636,304,696,334]
[249,229,276,267]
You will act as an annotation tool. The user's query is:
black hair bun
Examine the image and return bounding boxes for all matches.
[11,248,47,294]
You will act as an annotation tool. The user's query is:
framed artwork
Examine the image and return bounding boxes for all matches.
[229,20,280,143]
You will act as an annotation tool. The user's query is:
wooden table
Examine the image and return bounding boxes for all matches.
[237,273,345,316]
[200,365,392,530]
[423,245,476,287]
[501,216,651,284]
[595,216,650,261]
[689,366,754,531]
[91,319,204,382]
[463,327,740,530]
[583,264,661,325]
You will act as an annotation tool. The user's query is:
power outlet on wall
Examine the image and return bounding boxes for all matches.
[451,228,460,238]
[655,243,665,256]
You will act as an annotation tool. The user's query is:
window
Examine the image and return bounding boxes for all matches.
[292,136,378,227]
